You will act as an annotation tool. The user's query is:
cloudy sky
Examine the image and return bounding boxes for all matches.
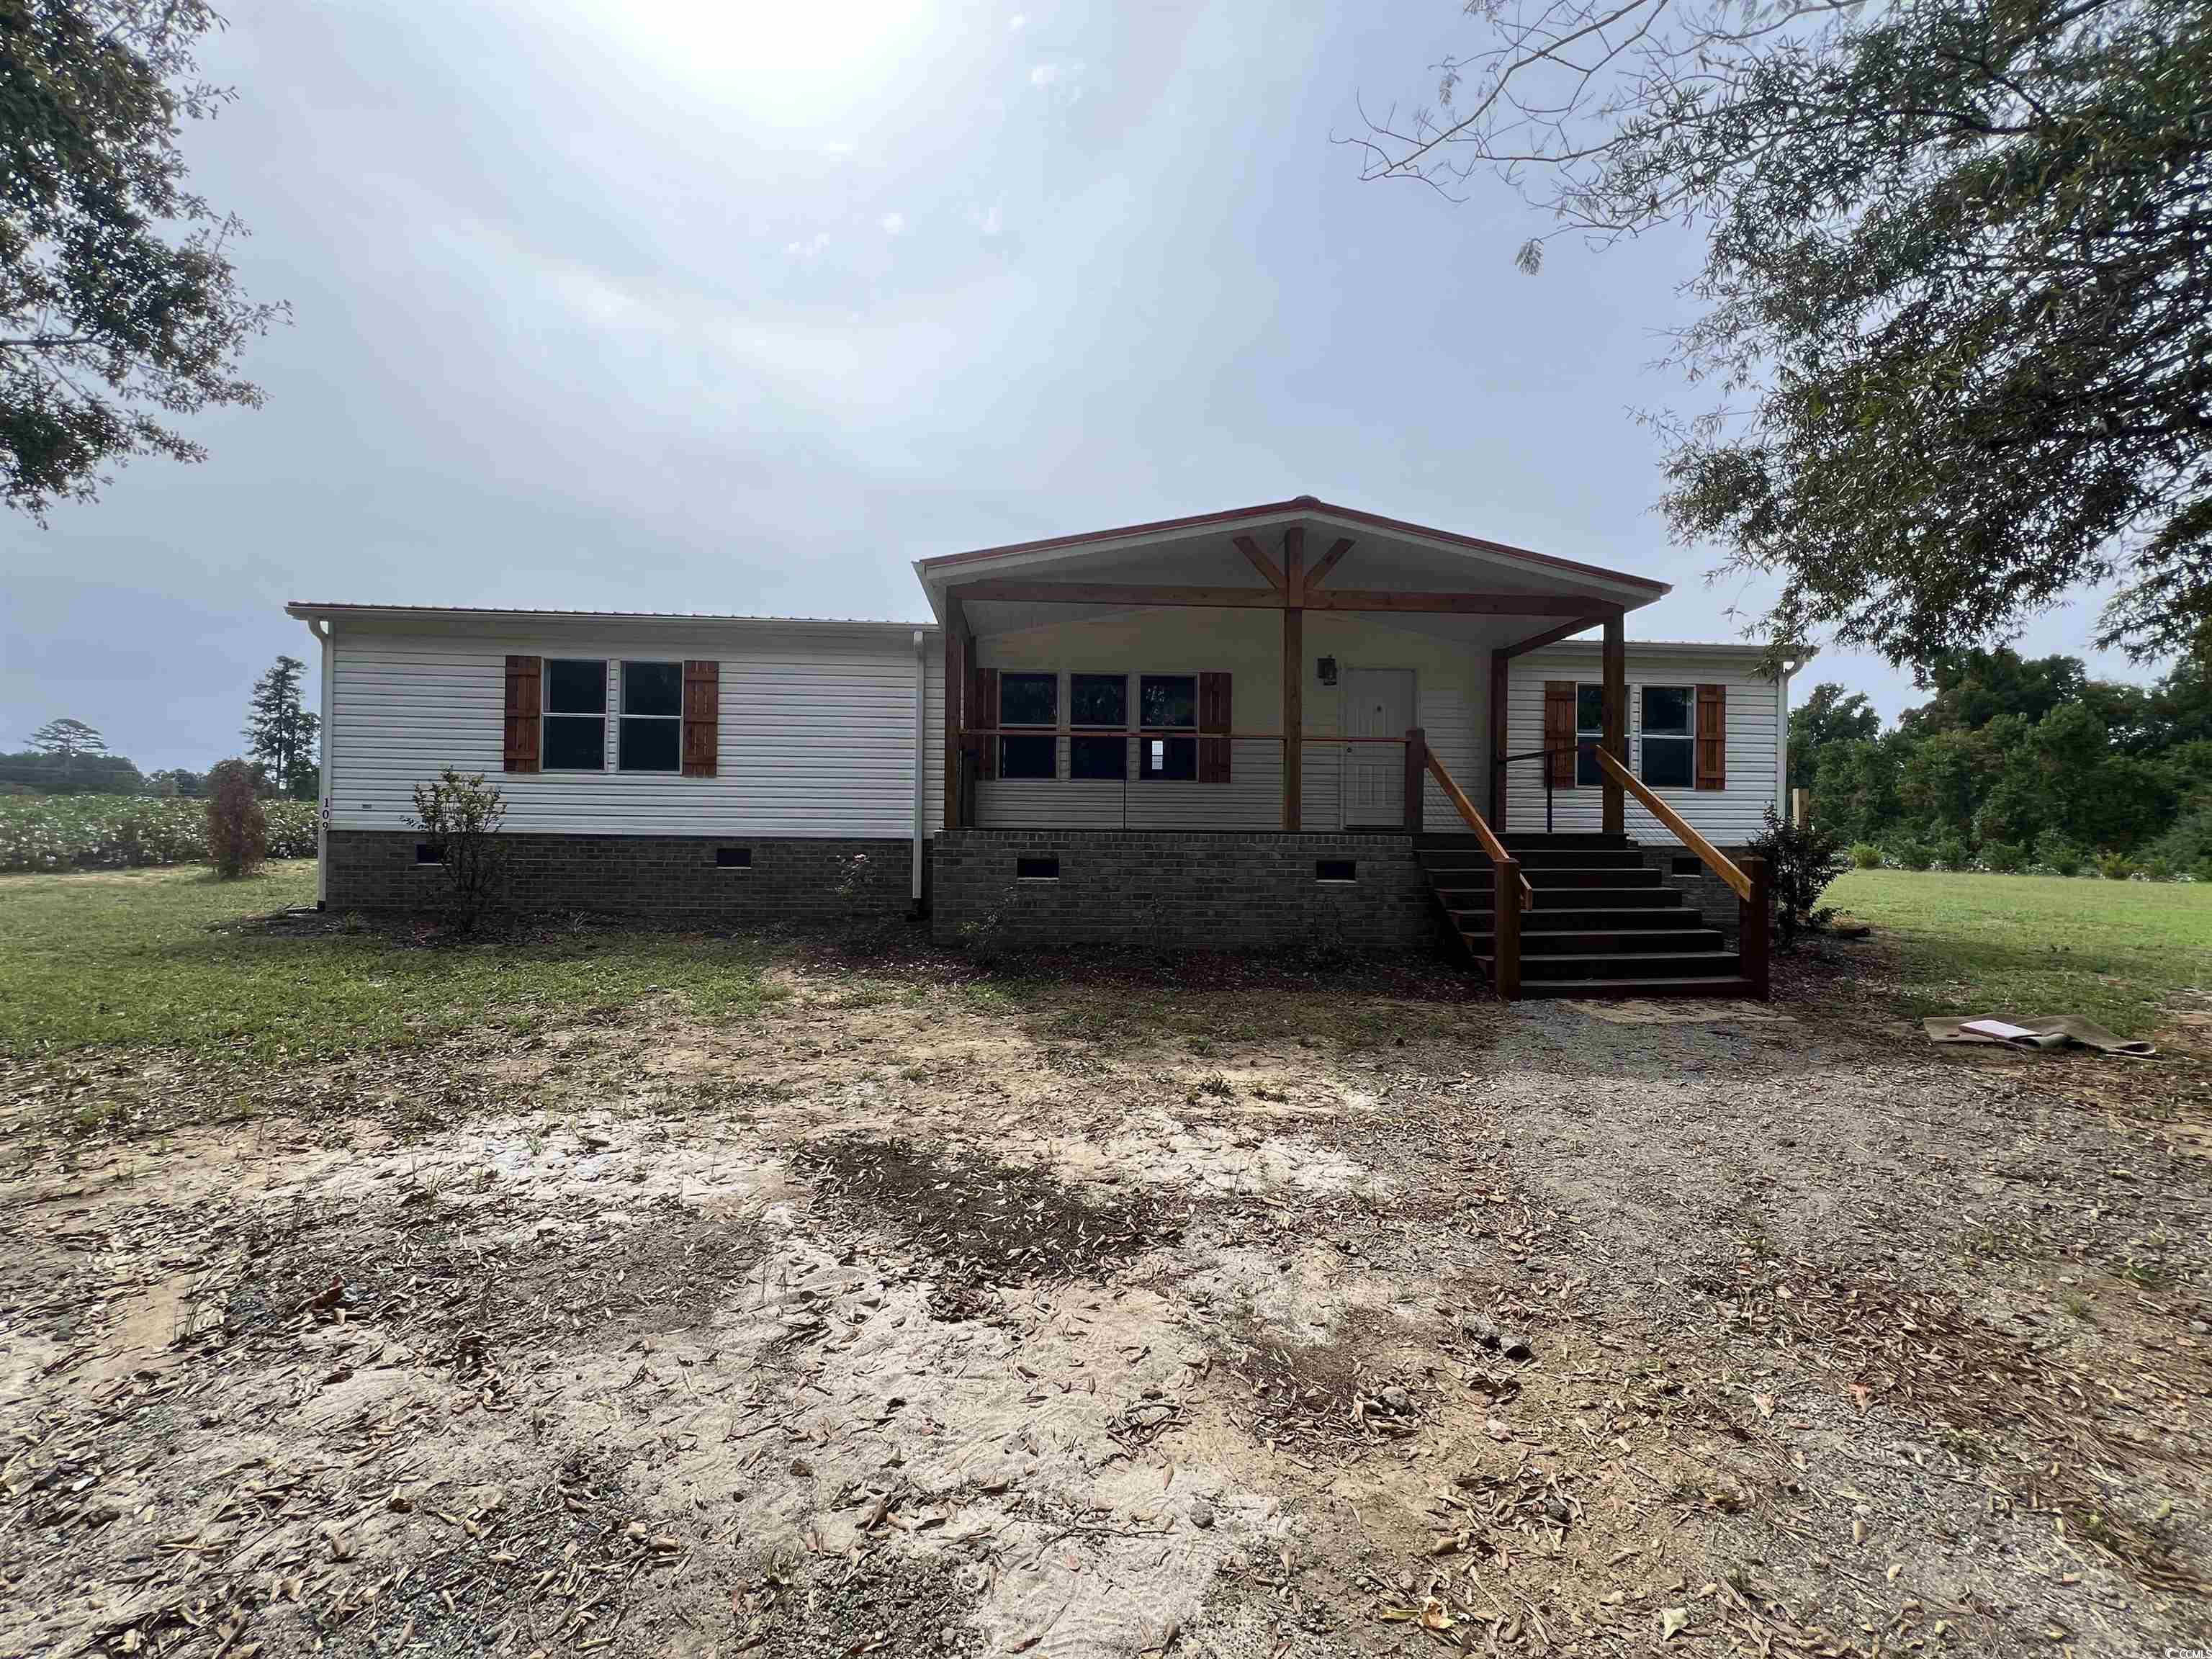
[1,0,2152,771]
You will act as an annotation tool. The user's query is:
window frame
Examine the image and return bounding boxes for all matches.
[1138,672,1199,782]
[542,657,610,772]
[1069,671,1128,781]
[1638,683,1696,790]
[616,659,685,774]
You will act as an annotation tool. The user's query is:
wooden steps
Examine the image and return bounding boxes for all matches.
[1418,835,1752,999]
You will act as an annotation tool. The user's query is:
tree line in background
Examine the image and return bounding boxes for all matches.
[1790,650,2212,878]
[1,657,320,801]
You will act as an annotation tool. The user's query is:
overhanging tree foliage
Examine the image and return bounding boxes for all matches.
[1349,0,2212,663]
[1,1,286,516]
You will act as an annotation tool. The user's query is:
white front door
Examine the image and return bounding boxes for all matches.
[1341,667,1414,827]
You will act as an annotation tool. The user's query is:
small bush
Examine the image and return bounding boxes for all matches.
[957,881,1018,964]
[1933,835,1971,871]
[1980,840,2027,873]
[1848,842,1883,870]
[2096,852,2139,881]
[2139,853,2177,881]
[2149,794,2212,872]
[832,849,908,956]
[205,760,267,878]
[410,768,507,931]
[1748,803,1849,950]
[1889,837,1933,871]
[2034,830,2085,876]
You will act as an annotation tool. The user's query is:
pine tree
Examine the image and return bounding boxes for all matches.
[243,657,321,799]
[24,718,107,782]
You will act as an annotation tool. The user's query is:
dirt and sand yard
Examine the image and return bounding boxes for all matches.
[4,909,2211,1657]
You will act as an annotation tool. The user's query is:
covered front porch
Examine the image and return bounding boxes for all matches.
[914,498,1768,998]
[922,497,1654,838]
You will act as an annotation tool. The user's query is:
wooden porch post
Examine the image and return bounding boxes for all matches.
[1601,612,1626,837]
[1282,527,1304,831]
[943,593,967,832]
[1493,856,1522,1000]
[1739,854,1771,999]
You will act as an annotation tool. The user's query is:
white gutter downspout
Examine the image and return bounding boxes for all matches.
[1776,657,1795,824]
[911,629,927,912]
[302,616,334,908]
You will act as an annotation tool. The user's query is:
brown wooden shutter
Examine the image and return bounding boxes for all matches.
[682,660,719,777]
[1197,671,1233,783]
[972,667,999,779]
[503,655,541,774]
[1542,680,1575,788]
[1696,683,1727,791]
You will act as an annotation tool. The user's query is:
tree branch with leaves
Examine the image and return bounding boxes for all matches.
[1346,0,2212,665]
[1,1,288,518]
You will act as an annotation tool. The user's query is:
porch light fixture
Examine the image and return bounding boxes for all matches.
[1316,656,1338,685]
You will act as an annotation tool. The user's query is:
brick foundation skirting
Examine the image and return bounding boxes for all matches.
[325,830,914,922]
[1637,844,1755,935]
[928,830,1439,952]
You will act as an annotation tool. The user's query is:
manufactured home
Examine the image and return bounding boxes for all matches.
[290,498,1800,997]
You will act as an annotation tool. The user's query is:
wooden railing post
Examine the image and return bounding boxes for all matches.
[1739,853,1770,1000]
[1403,727,1426,834]
[1493,855,1522,1000]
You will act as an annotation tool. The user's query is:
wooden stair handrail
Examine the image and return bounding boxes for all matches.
[1424,750,1533,912]
[1592,747,1753,902]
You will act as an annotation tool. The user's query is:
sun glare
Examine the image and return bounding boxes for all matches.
[595,0,948,126]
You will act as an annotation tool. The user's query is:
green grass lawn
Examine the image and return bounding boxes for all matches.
[0,861,781,1061]
[1824,868,2212,1036]
[6,859,2203,1064]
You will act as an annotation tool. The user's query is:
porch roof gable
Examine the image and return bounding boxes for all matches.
[911,495,1668,623]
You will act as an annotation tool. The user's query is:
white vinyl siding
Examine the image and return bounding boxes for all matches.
[331,624,934,837]
[1504,648,1782,842]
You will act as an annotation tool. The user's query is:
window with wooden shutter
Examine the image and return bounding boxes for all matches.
[1696,683,1727,791]
[1542,680,1576,787]
[503,655,541,774]
[682,660,719,777]
[1197,671,1232,783]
